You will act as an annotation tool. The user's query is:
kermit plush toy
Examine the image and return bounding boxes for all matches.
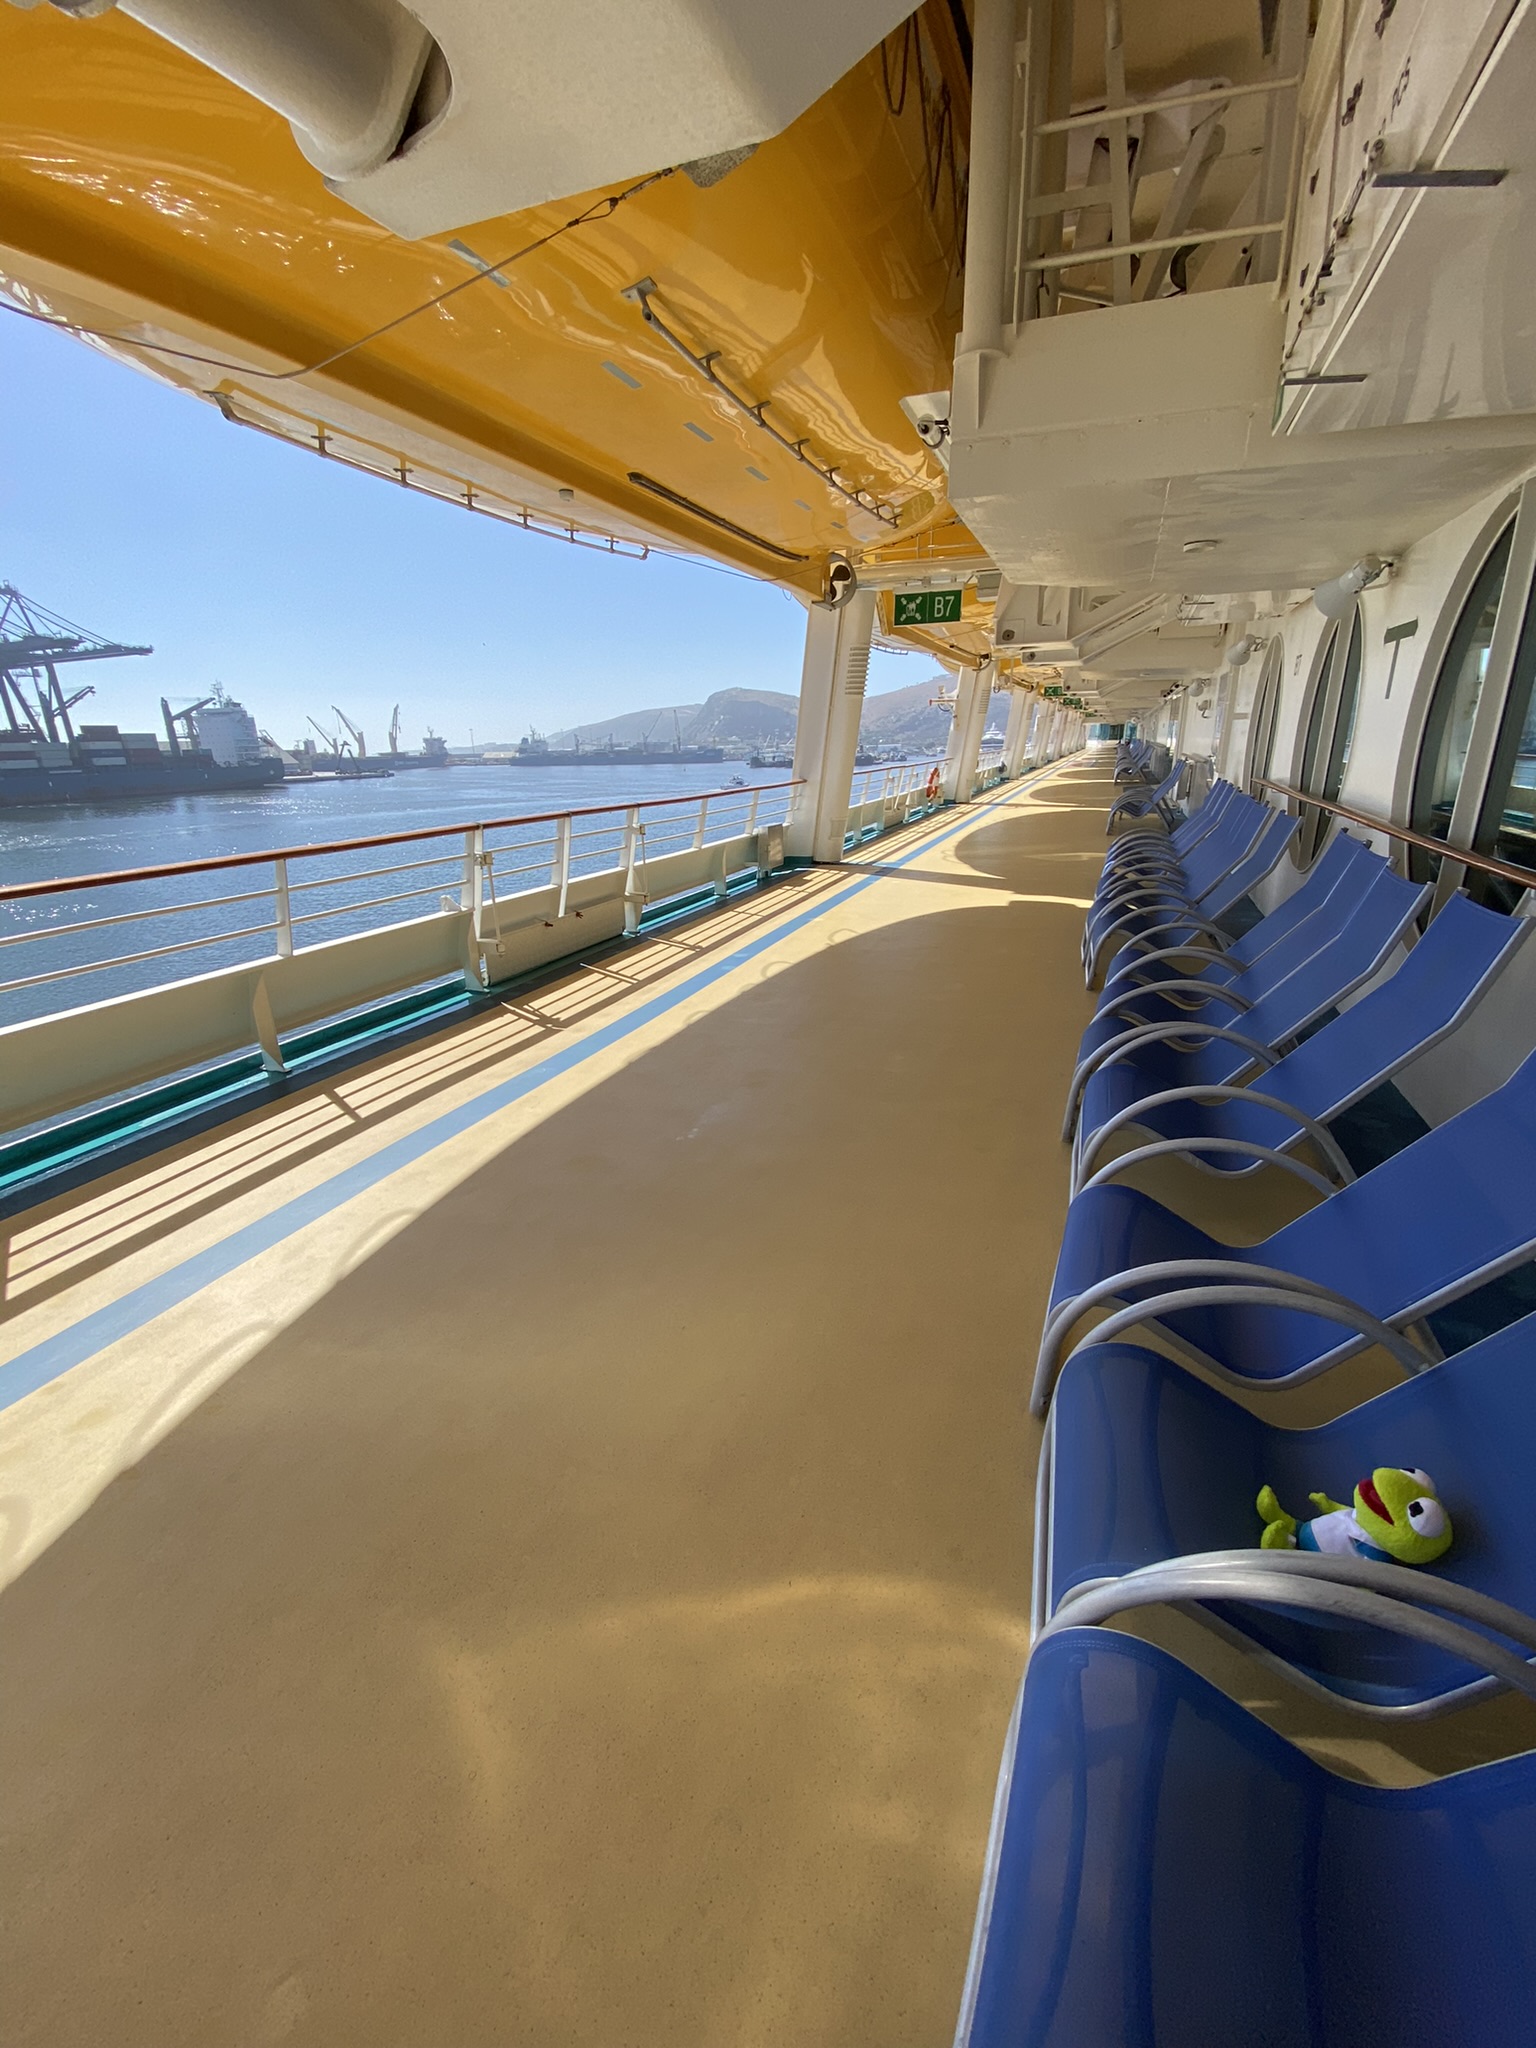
[1257,1467,1453,1566]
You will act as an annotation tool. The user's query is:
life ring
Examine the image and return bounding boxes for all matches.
[924,767,942,804]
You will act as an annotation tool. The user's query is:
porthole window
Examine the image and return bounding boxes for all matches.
[1295,606,1362,863]
[1410,522,1514,875]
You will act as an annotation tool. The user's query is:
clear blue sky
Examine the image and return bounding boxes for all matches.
[0,314,934,750]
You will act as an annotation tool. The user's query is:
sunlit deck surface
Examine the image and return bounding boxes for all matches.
[0,761,1105,2047]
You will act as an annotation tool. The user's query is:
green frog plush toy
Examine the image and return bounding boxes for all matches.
[1257,1467,1453,1566]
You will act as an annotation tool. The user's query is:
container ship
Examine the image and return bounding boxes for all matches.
[0,586,281,805]
[0,724,283,806]
[492,731,726,766]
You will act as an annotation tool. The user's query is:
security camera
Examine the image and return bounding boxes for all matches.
[823,553,858,609]
[915,415,951,448]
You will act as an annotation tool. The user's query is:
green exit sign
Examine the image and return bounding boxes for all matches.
[894,588,963,626]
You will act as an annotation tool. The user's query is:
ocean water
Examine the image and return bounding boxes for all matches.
[0,760,813,1029]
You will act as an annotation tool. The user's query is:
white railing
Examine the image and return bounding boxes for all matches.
[973,752,1007,793]
[0,781,798,1136]
[845,760,946,842]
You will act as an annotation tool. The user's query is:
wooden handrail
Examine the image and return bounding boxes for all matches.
[1255,778,1536,892]
[0,780,805,904]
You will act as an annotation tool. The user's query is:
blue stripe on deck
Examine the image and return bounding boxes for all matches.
[0,777,1046,1412]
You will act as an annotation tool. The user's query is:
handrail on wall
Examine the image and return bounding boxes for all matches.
[1255,778,1536,894]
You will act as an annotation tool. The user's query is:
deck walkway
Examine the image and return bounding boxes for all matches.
[0,757,1111,2048]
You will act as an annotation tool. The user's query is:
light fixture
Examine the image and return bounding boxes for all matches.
[823,552,858,609]
[1181,537,1221,555]
[1223,634,1259,668]
[1312,555,1388,619]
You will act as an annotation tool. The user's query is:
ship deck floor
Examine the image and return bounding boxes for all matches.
[5,752,1527,2046]
[1,760,1107,2047]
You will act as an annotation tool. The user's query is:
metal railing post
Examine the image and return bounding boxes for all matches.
[692,796,709,851]
[459,828,477,912]
[273,857,293,957]
[555,812,572,919]
[465,825,490,985]
[746,787,760,837]
[622,806,644,934]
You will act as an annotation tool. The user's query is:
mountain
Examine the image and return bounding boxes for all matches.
[549,688,797,753]
[685,688,798,749]
[538,676,1012,759]
[859,679,1013,752]
[545,702,704,748]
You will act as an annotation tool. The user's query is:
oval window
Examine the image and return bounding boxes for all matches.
[1296,607,1362,862]
[1472,564,1536,911]
[1409,522,1514,880]
[1245,639,1283,792]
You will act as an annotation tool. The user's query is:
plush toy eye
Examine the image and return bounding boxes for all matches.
[1404,1469,1434,1491]
[1405,1497,1447,1539]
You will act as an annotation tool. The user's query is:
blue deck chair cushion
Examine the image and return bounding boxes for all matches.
[958,1630,1536,2048]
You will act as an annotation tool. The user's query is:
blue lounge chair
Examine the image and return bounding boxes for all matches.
[1096,830,1376,1003]
[1072,891,1529,1193]
[1091,790,1260,916]
[1037,1040,1536,1415]
[1087,797,1284,977]
[1038,1311,1536,1711]
[1106,762,1185,832]
[1091,790,1277,910]
[1086,809,1300,983]
[1096,781,1242,899]
[954,1630,1536,2048]
[1095,779,1240,885]
[1067,864,1430,1154]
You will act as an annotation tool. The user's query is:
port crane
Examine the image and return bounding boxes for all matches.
[0,583,150,741]
[387,704,401,755]
[160,695,215,758]
[332,705,367,758]
[307,714,345,756]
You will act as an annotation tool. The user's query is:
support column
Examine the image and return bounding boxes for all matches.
[784,588,876,863]
[1022,698,1045,766]
[1001,689,1033,778]
[942,660,994,803]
